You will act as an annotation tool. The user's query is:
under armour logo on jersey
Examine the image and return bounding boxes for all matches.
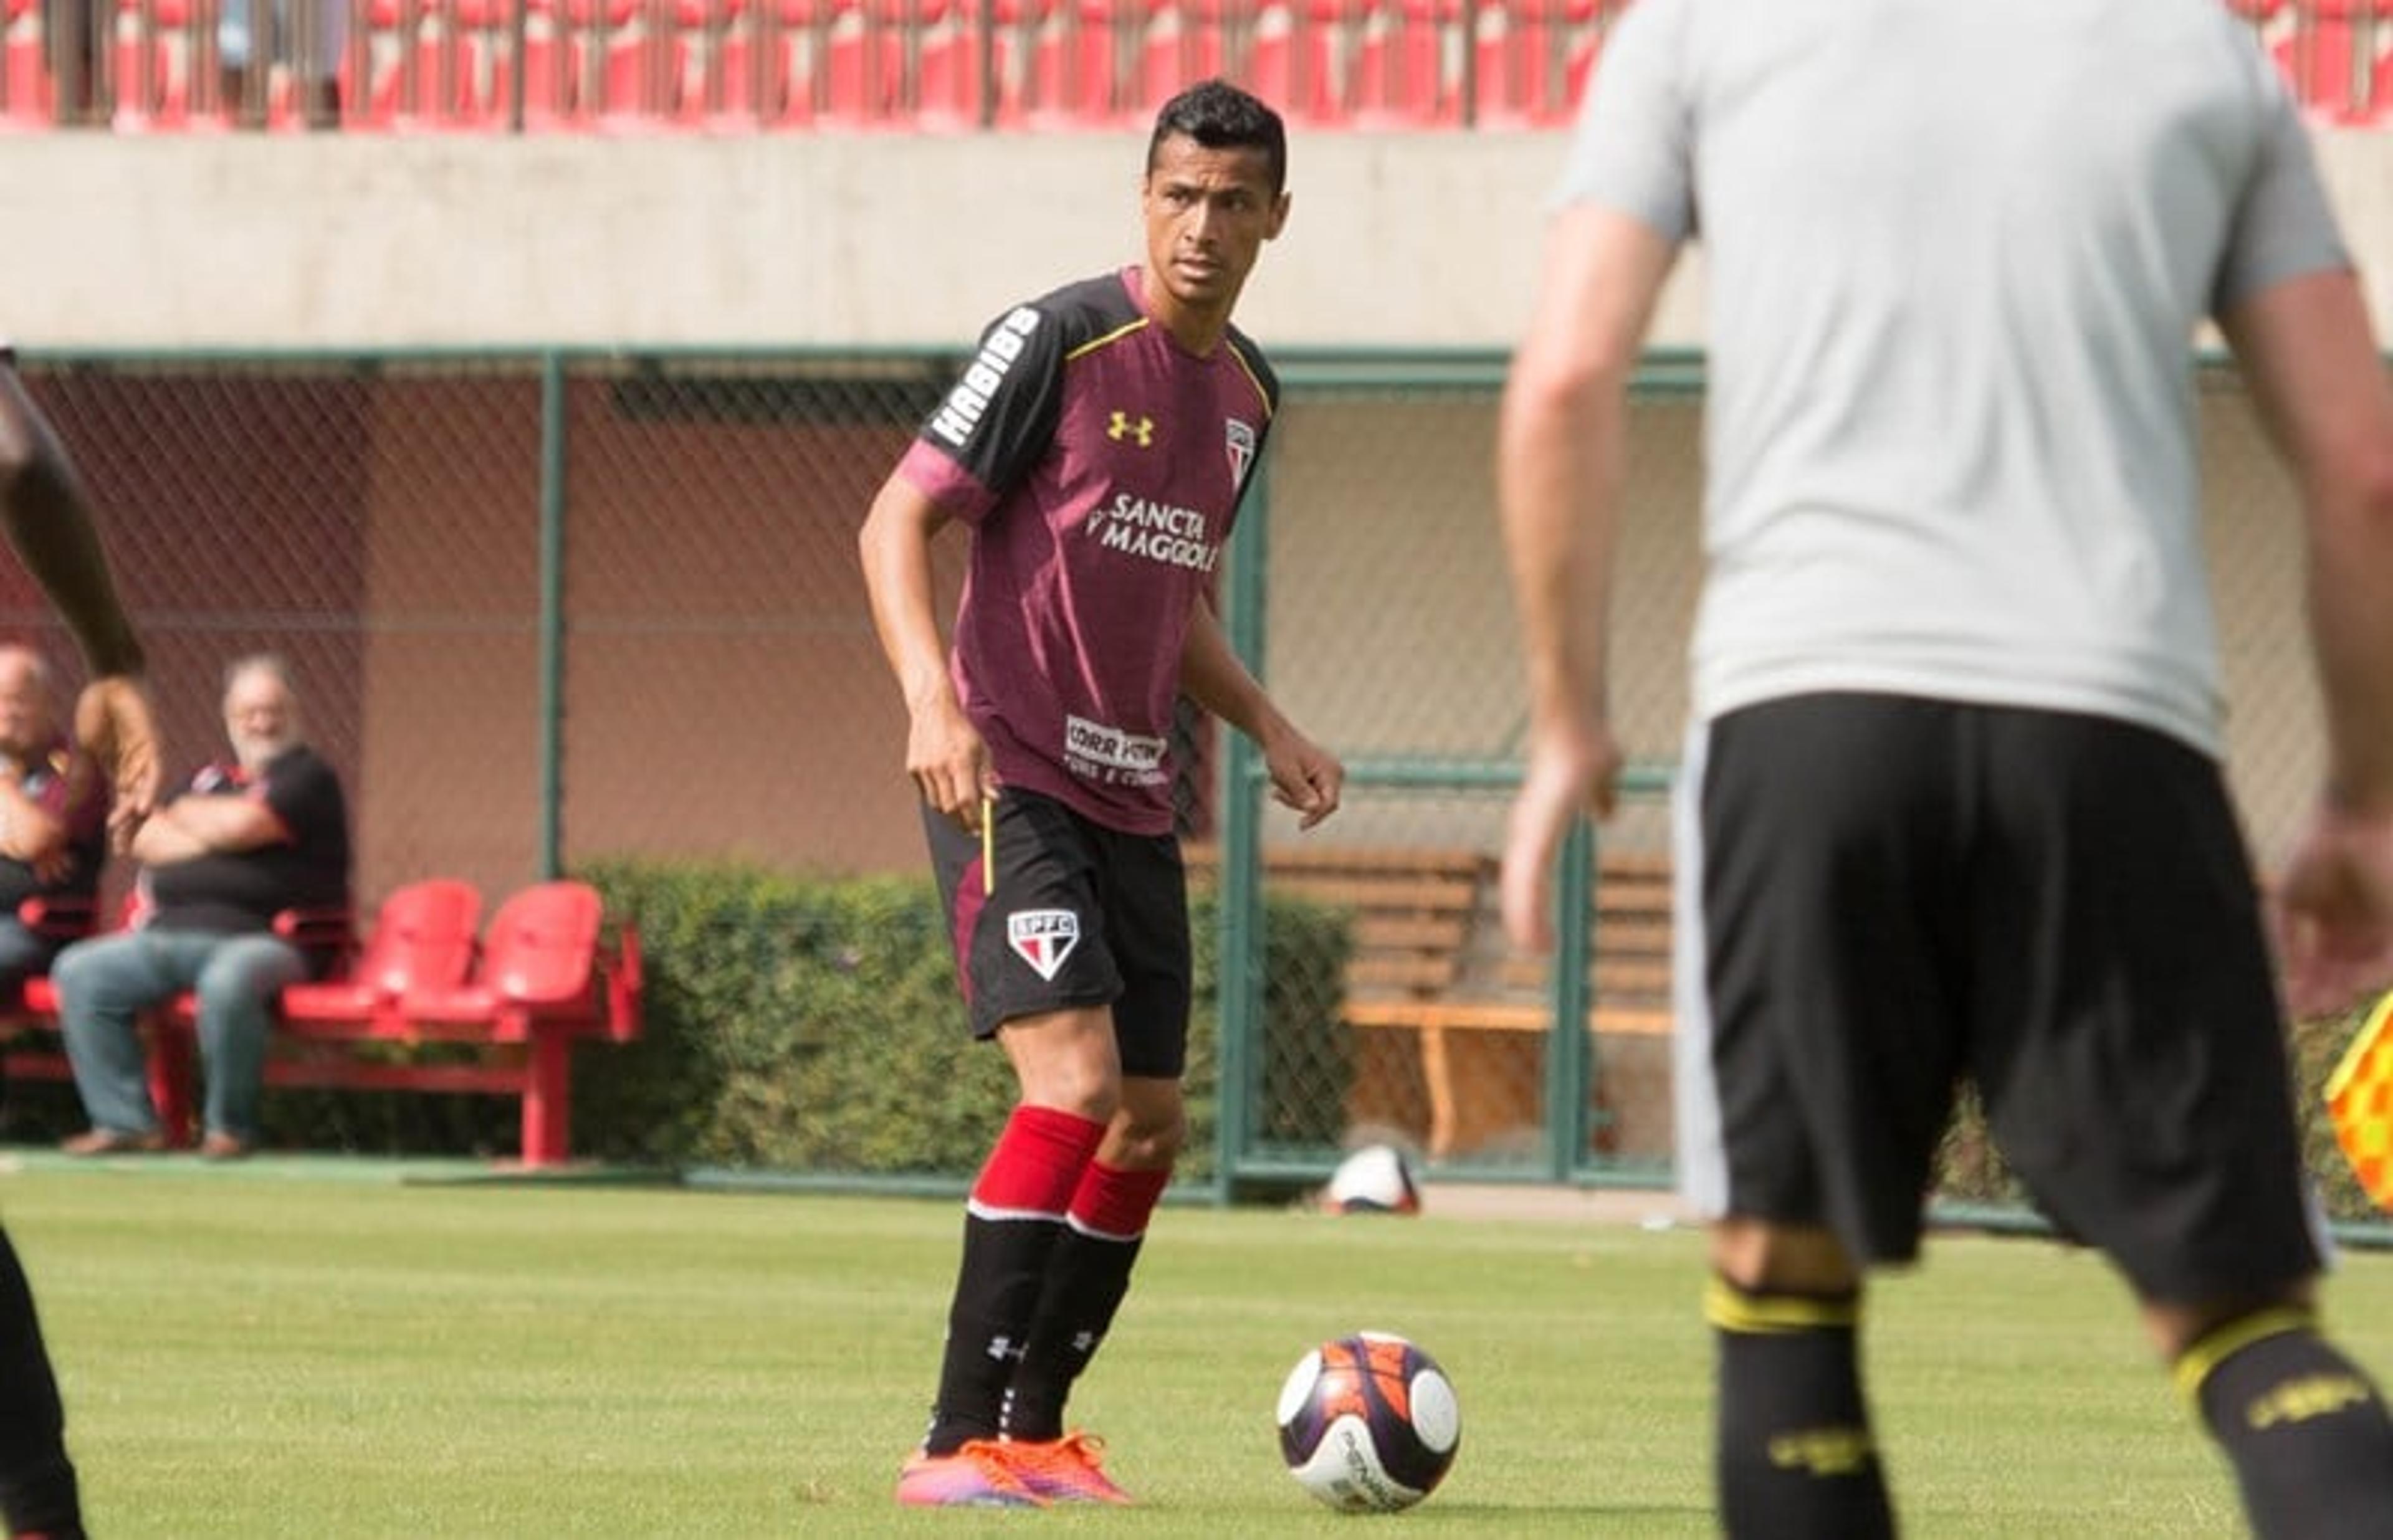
[1225,418,1256,484]
[1008,910,1082,981]
[1107,411,1155,446]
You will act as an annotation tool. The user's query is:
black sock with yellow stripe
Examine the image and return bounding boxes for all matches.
[2179,1307,2393,1539]
[1709,1275,1895,1540]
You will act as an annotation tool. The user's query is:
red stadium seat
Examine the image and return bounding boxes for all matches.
[2,0,49,123]
[395,879,642,1166]
[1347,0,1456,126]
[379,0,495,128]
[1469,0,1596,125]
[485,0,577,125]
[277,878,482,1027]
[909,0,978,126]
[573,0,683,124]
[1263,0,1352,125]
[2270,0,2393,122]
[980,0,1042,123]
[814,0,873,118]
[1135,1,1226,118]
[1065,0,1123,122]
[707,0,819,125]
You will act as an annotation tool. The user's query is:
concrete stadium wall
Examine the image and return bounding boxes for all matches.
[6,128,2392,350]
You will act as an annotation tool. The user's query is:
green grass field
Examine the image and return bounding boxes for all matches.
[3,1158,2387,1537]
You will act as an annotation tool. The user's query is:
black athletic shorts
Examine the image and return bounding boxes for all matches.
[1676,692,2323,1302]
[922,786,1193,1079]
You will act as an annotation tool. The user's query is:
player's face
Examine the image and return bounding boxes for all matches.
[1140,134,1289,326]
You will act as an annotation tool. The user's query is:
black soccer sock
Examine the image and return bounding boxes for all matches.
[0,1227,82,1540]
[1709,1275,1896,1540]
[921,1106,1103,1457]
[1001,1230,1142,1443]
[1003,1161,1170,1442]
[2180,1307,2393,1539]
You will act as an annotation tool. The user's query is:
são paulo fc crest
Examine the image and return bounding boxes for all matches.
[1007,910,1082,982]
[1225,419,1256,484]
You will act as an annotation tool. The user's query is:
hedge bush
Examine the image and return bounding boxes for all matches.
[4,852,2382,1232]
[565,858,1351,1179]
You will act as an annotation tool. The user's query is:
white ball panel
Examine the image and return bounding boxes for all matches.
[1408,1367,1461,1453]
[1274,1349,1324,1426]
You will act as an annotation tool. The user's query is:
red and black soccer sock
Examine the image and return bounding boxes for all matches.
[1001,1161,1173,1443]
[922,1106,1105,1457]
[2179,1306,2393,1539]
[1708,1276,1894,1540]
[0,1227,81,1540]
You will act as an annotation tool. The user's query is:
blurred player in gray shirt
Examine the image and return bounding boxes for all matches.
[1497,3,2393,1536]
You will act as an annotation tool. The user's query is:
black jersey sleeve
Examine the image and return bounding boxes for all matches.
[1224,325,1281,510]
[916,300,1070,503]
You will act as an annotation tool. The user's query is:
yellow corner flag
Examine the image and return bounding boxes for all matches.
[2326,991,2393,1212]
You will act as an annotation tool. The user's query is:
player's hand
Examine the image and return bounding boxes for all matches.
[2273,794,2393,1020]
[73,673,160,852]
[906,693,997,833]
[1264,728,1343,832]
[1500,720,1622,953]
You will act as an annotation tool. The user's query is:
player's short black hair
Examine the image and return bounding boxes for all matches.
[1148,78,1287,195]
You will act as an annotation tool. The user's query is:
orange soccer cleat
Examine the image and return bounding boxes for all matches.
[894,1438,1046,1508]
[997,1430,1135,1506]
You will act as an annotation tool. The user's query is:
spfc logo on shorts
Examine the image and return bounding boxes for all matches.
[1007,910,1081,982]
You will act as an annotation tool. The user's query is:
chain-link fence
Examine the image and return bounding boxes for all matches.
[12,348,2326,1189]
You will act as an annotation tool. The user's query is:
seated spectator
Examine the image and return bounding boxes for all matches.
[0,644,106,995]
[56,654,350,1159]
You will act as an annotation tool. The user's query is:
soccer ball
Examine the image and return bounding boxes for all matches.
[1324,1143,1421,1214]
[1275,1331,1460,1512]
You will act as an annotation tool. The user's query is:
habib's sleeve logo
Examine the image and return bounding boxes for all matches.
[929,306,1043,449]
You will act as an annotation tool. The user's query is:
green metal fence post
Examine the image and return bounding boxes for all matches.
[1545,816,1594,1181]
[535,350,567,882]
[1213,459,1271,1205]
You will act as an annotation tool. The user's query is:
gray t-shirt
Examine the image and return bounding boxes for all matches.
[1552,0,2349,754]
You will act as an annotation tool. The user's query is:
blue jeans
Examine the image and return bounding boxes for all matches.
[55,930,308,1143]
[0,920,60,998]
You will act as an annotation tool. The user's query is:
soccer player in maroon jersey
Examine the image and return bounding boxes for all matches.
[860,78,1344,1508]
[0,350,161,1540]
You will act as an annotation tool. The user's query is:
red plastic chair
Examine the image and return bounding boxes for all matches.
[485,0,576,126]
[2272,0,2393,122]
[1,0,47,123]
[402,879,608,1030]
[396,879,639,1166]
[278,878,482,1025]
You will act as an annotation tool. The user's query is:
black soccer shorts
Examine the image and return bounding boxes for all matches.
[923,786,1193,1080]
[1674,692,2323,1301]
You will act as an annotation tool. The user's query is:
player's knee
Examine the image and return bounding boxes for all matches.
[1001,1014,1123,1121]
[1107,1110,1185,1168]
[1710,1218,1861,1295]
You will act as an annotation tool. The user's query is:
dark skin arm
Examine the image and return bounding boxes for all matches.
[0,358,160,844]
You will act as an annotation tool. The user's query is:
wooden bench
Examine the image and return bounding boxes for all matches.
[0,878,643,1168]
[1187,844,1676,1160]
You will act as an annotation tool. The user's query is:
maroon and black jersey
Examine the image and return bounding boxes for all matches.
[897,266,1279,836]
